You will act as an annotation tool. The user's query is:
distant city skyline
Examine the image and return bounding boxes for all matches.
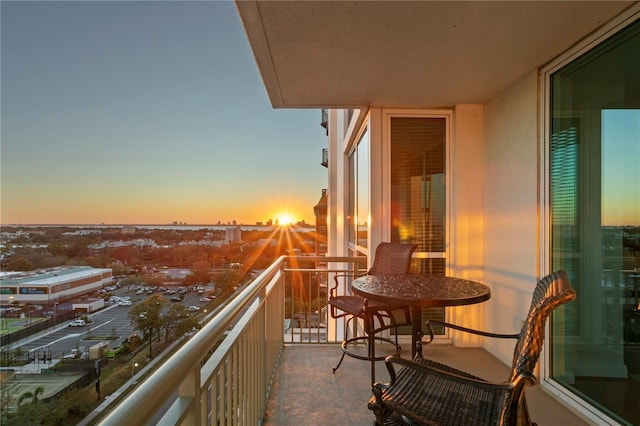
[1,1,327,226]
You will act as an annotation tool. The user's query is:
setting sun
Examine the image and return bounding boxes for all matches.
[276,213,295,226]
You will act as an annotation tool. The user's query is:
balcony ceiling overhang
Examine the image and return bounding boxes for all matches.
[236,1,634,109]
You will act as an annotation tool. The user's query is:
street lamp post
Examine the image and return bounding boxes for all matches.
[4,296,14,331]
[131,361,139,381]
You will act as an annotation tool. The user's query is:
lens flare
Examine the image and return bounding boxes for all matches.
[277,214,294,226]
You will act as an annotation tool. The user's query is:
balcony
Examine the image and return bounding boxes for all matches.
[263,345,587,425]
[96,256,588,425]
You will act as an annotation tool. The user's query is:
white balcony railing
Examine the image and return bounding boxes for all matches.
[99,255,365,425]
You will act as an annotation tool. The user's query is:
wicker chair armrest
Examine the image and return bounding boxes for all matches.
[379,354,531,392]
[426,319,520,343]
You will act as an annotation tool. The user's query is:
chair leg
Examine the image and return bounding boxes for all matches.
[332,350,347,374]
[332,316,353,374]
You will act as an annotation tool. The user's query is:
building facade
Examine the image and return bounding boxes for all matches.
[0,266,113,305]
[237,2,640,424]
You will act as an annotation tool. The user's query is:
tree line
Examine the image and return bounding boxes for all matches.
[1,226,317,274]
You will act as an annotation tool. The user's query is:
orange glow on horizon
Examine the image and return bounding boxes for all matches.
[276,213,295,226]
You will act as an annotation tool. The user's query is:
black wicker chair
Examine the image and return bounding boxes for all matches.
[368,270,576,425]
[329,242,417,383]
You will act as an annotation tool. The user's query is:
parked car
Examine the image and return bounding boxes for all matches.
[63,348,86,359]
[184,327,199,337]
[68,319,86,327]
[187,306,200,311]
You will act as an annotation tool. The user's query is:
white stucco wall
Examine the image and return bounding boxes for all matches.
[482,70,540,365]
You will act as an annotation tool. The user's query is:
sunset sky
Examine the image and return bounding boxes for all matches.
[1,1,327,226]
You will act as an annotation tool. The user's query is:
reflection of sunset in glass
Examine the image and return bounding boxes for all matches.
[602,109,640,226]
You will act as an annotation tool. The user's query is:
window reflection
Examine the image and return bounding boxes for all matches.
[550,20,639,425]
[348,128,369,249]
[390,117,446,274]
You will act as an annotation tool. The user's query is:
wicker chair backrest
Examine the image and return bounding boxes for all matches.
[510,270,576,382]
[368,243,417,275]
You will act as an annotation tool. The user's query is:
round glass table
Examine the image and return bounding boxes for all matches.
[351,274,491,357]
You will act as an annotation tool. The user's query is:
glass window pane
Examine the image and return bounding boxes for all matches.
[348,128,370,250]
[357,129,369,248]
[550,20,640,425]
[348,148,356,246]
[390,117,446,256]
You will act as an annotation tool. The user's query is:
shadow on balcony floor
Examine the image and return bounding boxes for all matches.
[264,344,591,426]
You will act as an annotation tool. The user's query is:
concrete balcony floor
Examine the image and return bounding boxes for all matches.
[264,343,591,426]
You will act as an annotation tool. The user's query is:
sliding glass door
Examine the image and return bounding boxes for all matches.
[549,19,640,425]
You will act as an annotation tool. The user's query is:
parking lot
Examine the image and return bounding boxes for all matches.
[7,283,218,362]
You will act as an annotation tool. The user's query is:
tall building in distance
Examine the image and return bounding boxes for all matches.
[314,189,327,255]
[225,226,242,243]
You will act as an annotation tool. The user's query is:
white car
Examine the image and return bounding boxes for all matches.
[187,306,200,311]
[118,300,132,306]
[68,319,86,327]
